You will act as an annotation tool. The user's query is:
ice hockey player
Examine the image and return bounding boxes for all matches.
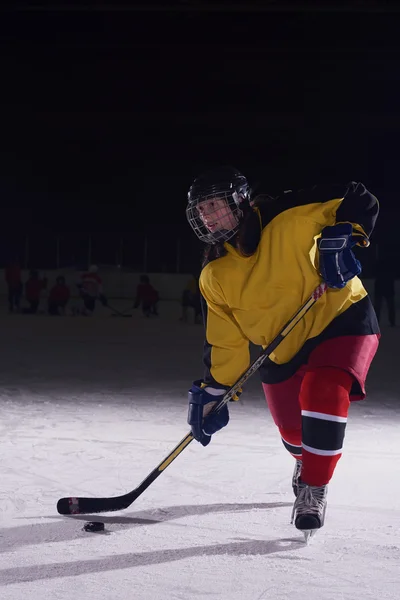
[77,265,107,315]
[24,269,47,314]
[134,274,159,317]
[180,274,202,324]
[185,166,380,540]
[5,258,22,313]
[48,275,70,315]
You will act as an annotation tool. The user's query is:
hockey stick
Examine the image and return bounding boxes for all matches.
[57,282,327,515]
[107,303,133,318]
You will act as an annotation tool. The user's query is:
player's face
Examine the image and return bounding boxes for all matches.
[196,196,238,232]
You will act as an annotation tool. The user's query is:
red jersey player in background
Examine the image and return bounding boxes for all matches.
[134,274,159,317]
[77,265,107,315]
[5,258,22,313]
[48,276,70,315]
[24,270,47,313]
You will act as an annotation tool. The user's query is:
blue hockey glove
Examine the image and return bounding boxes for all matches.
[187,380,229,447]
[318,223,365,289]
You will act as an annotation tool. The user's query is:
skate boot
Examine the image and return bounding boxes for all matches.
[291,479,328,543]
[292,459,302,497]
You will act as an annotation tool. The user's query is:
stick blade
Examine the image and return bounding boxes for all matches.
[57,494,133,515]
[57,497,75,515]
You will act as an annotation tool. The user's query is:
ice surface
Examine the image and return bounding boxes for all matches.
[0,301,399,599]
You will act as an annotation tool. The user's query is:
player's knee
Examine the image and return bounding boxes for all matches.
[300,367,352,417]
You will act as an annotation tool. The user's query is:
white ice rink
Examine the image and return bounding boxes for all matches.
[0,300,399,600]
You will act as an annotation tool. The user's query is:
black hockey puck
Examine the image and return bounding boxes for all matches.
[83,521,105,533]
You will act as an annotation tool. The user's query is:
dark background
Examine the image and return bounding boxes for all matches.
[0,1,399,271]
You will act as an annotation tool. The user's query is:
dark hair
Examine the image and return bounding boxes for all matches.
[202,194,273,267]
[202,241,228,267]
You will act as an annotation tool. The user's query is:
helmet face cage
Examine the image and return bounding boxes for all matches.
[186,174,250,244]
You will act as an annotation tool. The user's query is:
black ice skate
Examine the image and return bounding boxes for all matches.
[292,459,302,497]
[291,480,328,543]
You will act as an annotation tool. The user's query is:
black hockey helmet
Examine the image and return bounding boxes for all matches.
[186,166,251,244]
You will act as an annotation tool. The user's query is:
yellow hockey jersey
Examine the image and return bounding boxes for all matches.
[199,183,379,388]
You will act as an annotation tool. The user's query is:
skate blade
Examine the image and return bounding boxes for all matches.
[302,529,318,545]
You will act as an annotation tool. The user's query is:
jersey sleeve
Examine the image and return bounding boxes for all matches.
[257,182,379,245]
[200,270,250,389]
[335,181,379,244]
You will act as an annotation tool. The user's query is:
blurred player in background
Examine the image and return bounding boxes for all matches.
[134,274,159,317]
[77,265,107,315]
[180,274,202,324]
[48,275,70,315]
[24,269,47,314]
[5,258,22,313]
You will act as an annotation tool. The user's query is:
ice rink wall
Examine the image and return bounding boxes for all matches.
[1,268,400,306]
